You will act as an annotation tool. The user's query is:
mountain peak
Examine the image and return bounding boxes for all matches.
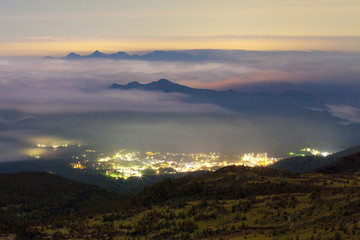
[126,81,141,87]
[89,50,107,57]
[66,52,81,59]
[109,79,192,93]
[157,79,173,84]
[113,51,129,56]
[110,81,141,90]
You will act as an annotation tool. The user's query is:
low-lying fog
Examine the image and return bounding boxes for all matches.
[1,51,360,161]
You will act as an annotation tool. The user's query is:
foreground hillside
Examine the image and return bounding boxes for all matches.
[123,166,360,240]
[2,166,360,240]
[0,172,124,237]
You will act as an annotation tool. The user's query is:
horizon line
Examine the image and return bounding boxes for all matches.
[1,34,359,57]
[2,48,360,59]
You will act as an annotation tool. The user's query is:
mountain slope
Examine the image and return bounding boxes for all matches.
[110,79,329,118]
[316,151,360,174]
[110,79,197,93]
[0,171,123,213]
[112,165,360,239]
[0,158,130,192]
[270,145,360,173]
[328,145,360,160]
[0,172,124,234]
[132,165,308,207]
[2,167,360,239]
[270,155,331,173]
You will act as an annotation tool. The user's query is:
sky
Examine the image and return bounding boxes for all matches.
[1,0,360,56]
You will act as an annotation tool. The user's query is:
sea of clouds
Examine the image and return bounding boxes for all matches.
[0,51,360,161]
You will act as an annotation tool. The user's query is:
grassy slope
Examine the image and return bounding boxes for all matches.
[33,166,360,240]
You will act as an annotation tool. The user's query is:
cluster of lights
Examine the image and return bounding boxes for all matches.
[98,157,111,162]
[112,150,141,161]
[31,143,334,181]
[36,143,69,149]
[106,167,143,179]
[70,162,85,169]
[94,150,278,180]
[241,152,278,167]
[97,151,224,179]
[301,148,331,157]
[289,148,332,157]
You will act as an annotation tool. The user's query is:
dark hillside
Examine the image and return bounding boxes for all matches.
[270,155,330,173]
[132,165,310,207]
[2,167,360,239]
[329,145,360,160]
[316,151,360,174]
[270,145,360,173]
[0,159,183,194]
[0,172,123,233]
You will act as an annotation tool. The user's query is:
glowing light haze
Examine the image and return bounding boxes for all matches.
[1,0,360,56]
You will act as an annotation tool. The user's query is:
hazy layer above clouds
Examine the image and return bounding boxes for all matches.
[1,50,360,162]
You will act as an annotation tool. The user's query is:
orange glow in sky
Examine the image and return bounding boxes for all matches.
[1,0,360,56]
[1,36,360,57]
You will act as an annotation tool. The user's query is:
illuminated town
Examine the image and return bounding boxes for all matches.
[28,143,333,180]
[75,149,281,179]
[97,151,228,179]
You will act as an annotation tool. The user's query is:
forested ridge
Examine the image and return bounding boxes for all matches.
[1,164,360,239]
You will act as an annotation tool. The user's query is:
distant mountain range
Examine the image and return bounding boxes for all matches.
[110,79,331,118]
[64,50,215,61]
[48,50,360,109]
[60,49,338,62]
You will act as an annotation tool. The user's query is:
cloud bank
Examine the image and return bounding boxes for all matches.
[0,51,360,161]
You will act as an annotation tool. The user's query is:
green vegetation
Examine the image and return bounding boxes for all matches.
[1,163,360,239]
